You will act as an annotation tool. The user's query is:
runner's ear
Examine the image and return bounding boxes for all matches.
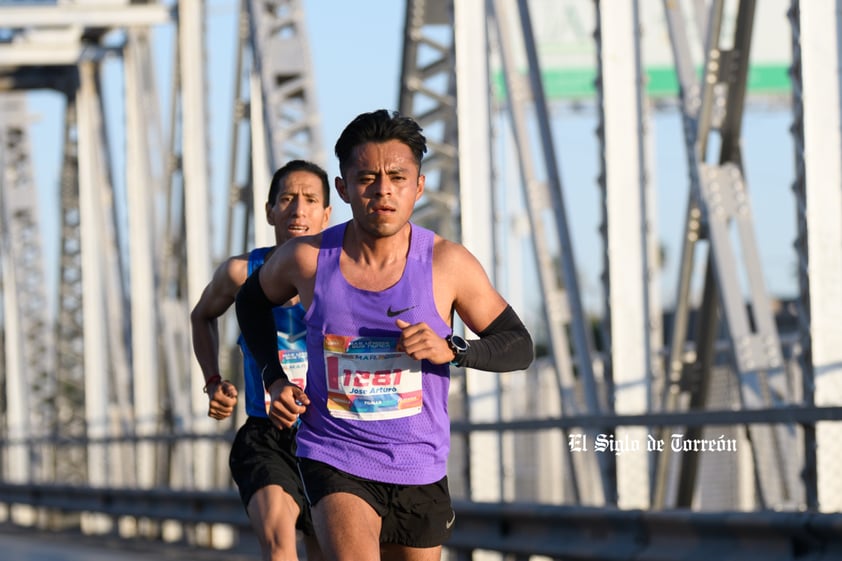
[335,177,349,203]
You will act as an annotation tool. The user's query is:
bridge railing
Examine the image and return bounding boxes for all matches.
[1,482,842,560]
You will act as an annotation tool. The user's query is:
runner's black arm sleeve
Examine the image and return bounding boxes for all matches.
[456,305,534,372]
[235,268,289,388]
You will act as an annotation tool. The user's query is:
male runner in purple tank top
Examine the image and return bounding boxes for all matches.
[237,110,533,561]
[191,160,331,561]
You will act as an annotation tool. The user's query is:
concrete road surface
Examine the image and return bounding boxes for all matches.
[0,524,257,561]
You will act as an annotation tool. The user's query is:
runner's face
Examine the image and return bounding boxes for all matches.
[336,140,424,238]
[267,170,331,244]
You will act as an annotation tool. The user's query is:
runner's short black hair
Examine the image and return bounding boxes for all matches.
[334,110,427,176]
[268,160,330,206]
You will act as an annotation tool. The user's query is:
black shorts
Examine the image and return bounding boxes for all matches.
[228,416,314,535]
[298,458,455,548]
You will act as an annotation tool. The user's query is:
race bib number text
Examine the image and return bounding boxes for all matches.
[323,334,422,420]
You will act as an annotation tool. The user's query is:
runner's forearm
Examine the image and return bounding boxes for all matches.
[235,269,289,387]
[190,315,221,382]
[457,305,533,372]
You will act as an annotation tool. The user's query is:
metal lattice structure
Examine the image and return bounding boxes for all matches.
[0,0,325,497]
[54,85,88,484]
[220,0,324,382]
[0,93,54,483]
[651,0,800,509]
[399,0,461,242]
[2,3,842,554]
[240,0,323,249]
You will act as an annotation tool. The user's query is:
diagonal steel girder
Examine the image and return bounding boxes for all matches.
[654,0,798,510]
[490,0,609,505]
[244,0,324,248]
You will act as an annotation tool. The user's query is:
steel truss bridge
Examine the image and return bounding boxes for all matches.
[2,0,842,559]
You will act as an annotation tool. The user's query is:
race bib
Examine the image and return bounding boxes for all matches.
[264,349,308,410]
[323,335,422,420]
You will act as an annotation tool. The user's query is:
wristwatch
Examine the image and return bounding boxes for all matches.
[446,334,469,366]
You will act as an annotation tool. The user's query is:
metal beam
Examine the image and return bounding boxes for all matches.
[178,0,215,489]
[124,29,161,488]
[655,0,796,510]
[54,80,89,484]
[453,0,506,503]
[792,0,842,514]
[596,0,659,509]
[0,44,119,67]
[75,60,112,486]
[0,93,51,483]
[0,4,173,27]
[2,484,842,561]
[245,0,323,247]
[399,0,459,241]
[491,0,608,505]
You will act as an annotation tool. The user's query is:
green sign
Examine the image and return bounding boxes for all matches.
[493,63,791,101]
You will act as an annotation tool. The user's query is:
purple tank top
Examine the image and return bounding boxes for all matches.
[298,222,452,485]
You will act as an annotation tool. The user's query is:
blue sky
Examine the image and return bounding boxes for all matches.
[295,0,798,312]
[199,0,406,249]
[26,0,798,320]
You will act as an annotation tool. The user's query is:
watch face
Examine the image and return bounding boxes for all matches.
[450,334,468,352]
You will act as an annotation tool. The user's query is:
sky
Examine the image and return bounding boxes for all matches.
[24,0,800,323]
[241,0,798,313]
[203,0,408,230]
